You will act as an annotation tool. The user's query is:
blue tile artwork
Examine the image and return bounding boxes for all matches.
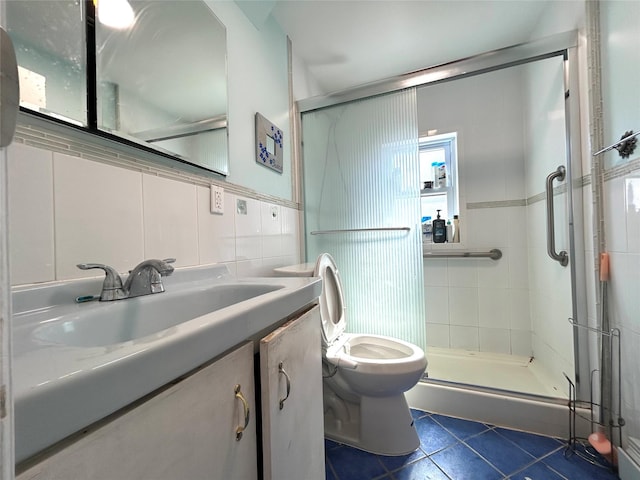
[325,409,621,480]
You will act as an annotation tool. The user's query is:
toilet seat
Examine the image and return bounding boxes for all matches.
[313,253,346,346]
[314,253,425,373]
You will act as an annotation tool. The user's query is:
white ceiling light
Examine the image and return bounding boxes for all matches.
[96,0,135,30]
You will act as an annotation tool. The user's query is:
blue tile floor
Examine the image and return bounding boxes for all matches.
[325,409,620,480]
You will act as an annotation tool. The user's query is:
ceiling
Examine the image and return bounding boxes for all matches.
[268,0,553,95]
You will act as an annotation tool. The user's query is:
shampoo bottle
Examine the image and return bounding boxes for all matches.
[433,210,446,243]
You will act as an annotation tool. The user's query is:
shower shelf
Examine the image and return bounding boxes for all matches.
[565,318,623,471]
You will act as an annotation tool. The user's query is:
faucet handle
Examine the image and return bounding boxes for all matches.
[162,258,176,264]
[76,263,126,301]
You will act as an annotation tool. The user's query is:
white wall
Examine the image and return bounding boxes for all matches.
[600,0,640,450]
[207,2,293,201]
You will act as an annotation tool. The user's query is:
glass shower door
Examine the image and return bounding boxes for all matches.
[301,89,426,350]
[416,54,578,399]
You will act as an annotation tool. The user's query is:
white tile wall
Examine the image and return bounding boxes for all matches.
[424,286,449,325]
[142,174,199,267]
[7,144,55,284]
[234,197,262,261]
[450,325,479,350]
[54,153,145,279]
[7,143,302,286]
[261,202,283,258]
[423,205,532,354]
[197,188,236,264]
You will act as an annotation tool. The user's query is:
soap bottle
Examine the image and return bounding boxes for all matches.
[422,216,432,243]
[432,210,446,243]
[452,215,460,243]
[446,220,453,242]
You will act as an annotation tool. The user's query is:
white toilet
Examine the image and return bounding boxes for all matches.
[277,254,427,456]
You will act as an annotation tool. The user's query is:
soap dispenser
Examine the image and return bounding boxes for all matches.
[432,210,446,243]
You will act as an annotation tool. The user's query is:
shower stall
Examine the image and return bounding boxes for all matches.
[299,31,589,407]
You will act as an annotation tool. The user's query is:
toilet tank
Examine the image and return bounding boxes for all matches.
[273,263,315,277]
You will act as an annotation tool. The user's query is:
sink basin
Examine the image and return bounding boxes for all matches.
[33,283,282,347]
[12,264,322,463]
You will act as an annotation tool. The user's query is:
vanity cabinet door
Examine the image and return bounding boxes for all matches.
[260,305,325,480]
[17,342,258,480]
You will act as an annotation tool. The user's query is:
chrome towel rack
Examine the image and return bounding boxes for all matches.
[310,227,411,235]
[423,249,502,260]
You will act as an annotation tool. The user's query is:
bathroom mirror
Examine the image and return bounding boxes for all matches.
[96,1,228,174]
[5,0,229,175]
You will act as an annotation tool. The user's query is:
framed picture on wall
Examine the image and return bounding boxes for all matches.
[255,112,283,173]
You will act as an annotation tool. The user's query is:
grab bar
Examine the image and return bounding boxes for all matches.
[546,166,569,266]
[310,227,410,235]
[423,249,502,260]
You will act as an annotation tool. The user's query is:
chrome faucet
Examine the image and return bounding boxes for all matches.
[125,258,175,298]
[77,258,175,301]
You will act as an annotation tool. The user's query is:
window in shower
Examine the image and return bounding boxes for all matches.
[419,133,458,223]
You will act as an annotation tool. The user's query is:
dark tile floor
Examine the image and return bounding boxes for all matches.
[325,409,620,480]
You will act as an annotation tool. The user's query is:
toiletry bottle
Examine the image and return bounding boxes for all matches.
[431,162,439,187]
[446,220,453,242]
[422,216,432,243]
[452,215,460,243]
[437,162,447,188]
[433,210,446,243]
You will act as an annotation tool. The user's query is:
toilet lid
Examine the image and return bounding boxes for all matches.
[313,253,346,345]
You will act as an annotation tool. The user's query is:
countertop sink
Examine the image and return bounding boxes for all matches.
[32,283,282,348]
[12,264,321,463]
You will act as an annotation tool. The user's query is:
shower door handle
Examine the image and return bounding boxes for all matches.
[545,166,569,267]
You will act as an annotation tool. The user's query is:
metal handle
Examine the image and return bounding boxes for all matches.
[423,249,502,260]
[310,227,410,235]
[76,263,124,290]
[545,166,569,267]
[234,384,250,441]
[278,362,291,410]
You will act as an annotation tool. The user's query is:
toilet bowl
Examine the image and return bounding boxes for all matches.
[312,253,427,456]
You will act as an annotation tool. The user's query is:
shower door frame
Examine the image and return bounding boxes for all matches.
[298,31,591,402]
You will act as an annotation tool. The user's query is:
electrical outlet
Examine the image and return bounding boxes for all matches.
[210,185,224,214]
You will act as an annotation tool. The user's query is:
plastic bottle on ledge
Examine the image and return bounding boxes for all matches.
[446,220,453,242]
[452,215,460,243]
[431,162,439,187]
[422,216,432,243]
[437,162,447,188]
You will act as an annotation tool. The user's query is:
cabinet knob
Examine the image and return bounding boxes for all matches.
[234,384,250,441]
[278,362,291,410]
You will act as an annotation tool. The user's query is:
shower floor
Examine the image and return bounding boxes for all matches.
[425,347,567,399]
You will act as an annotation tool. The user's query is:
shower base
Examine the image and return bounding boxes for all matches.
[425,347,566,398]
[406,348,591,440]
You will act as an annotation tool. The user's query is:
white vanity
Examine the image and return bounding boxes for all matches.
[13,265,324,479]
